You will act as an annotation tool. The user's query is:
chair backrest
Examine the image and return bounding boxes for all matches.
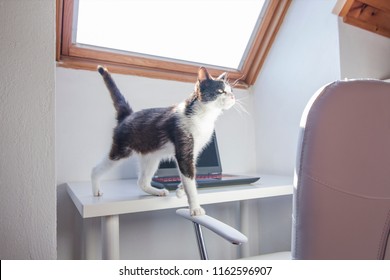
[292,80,390,260]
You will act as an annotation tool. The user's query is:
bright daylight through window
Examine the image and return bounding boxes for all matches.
[57,0,291,85]
[75,0,266,69]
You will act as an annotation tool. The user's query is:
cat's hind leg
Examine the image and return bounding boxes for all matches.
[91,155,120,196]
[175,183,186,198]
[91,143,131,196]
[138,154,169,196]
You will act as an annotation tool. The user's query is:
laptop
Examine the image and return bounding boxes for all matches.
[151,132,260,190]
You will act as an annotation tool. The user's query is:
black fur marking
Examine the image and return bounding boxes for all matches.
[97,66,105,75]
[184,94,199,116]
[108,107,177,160]
[174,131,195,179]
[98,66,133,123]
[199,79,226,102]
[184,79,227,117]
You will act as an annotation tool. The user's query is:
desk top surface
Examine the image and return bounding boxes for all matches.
[66,174,293,218]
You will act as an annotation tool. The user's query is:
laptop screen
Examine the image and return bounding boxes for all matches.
[154,132,222,177]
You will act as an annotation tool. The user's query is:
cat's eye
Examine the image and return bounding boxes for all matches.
[218,89,226,94]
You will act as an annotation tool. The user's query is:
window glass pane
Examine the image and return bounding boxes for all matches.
[75,0,266,69]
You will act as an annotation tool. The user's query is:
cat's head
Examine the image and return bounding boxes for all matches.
[194,67,235,110]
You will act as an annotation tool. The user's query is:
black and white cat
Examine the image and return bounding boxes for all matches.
[91,66,235,216]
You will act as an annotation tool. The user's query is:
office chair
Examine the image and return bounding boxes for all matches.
[176,208,247,260]
[293,79,390,259]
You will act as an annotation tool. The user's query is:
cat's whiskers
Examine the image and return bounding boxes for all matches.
[231,75,245,88]
[227,75,250,116]
[233,97,250,117]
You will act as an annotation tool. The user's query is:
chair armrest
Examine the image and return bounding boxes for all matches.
[176,208,248,245]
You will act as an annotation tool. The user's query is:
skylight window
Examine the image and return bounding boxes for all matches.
[57,0,291,86]
[75,0,266,69]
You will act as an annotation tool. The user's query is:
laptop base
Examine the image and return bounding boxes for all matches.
[151,175,260,190]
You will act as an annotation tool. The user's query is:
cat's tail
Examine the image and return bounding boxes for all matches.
[97,65,133,123]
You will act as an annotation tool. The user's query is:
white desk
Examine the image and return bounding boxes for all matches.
[66,174,293,259]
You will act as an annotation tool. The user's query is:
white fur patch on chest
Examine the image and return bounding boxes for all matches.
[177,101,221,156]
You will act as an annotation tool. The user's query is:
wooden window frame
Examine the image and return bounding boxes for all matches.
[333,0,390,39]
[56,0,291,87]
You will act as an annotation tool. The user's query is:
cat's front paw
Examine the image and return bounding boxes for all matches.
[191,207,206,216]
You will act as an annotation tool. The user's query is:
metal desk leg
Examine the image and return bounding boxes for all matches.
[83,217,101,259]
[101,215,120,260]
[240,200,250,258]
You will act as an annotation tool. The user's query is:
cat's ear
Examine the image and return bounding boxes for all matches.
[198,67,212,82]
[217,72,228,82]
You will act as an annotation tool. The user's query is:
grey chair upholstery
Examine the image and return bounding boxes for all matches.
[292,80,390,259]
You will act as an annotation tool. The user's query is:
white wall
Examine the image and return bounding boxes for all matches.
[338,19,390,80]
[253,0,341,176]
[253,0,390,177]
[0,0,56,259]
[56,67,257,259]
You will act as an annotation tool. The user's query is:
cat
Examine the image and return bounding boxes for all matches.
[91,66,235,216]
